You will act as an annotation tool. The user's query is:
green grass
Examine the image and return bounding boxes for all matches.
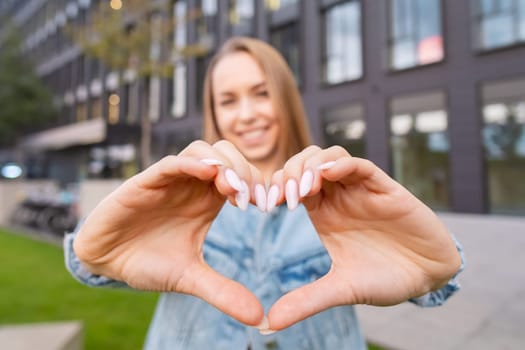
[0,228,386,350]
[0,228,158,350]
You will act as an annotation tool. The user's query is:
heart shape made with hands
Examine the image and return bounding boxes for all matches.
[74,151,461,336]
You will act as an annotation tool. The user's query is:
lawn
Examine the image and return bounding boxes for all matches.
[0,228,158,349]
[0,228,385,350]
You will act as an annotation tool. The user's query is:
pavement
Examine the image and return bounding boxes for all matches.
[356,212,525,350]
[0,321,83,350]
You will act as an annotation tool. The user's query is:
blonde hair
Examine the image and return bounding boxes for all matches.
[202,36,312,162]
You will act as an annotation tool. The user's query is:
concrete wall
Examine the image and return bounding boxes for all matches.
[0,179,124,227]
[0,180,58,226]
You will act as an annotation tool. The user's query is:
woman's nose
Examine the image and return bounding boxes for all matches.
[238,98,256,122]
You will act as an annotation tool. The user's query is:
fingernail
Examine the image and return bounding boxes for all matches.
[317,161,336,170]
[236,181,250,211]
[225,169,243,192]
[200,158,224,166]
[255,316,269,330]
[255,184,267,212]
[255,316,276,335]
[285,179,299,211]
[299,170,313,197]
[266,185,279,212]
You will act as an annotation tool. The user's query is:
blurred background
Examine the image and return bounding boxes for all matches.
[0,0,524,349]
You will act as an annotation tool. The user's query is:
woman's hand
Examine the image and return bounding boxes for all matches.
[266,145,462,331]
[73,140,265,326]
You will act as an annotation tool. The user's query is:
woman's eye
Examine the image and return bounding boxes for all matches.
[220,100,234,106]
[256,90,269,97]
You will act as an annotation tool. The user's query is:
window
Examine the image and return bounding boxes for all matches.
[194,0,218,110]
[76,102,87,122]
[171,0,187,118]
[196,0,218,48]
[270,22,301,84]
[390,91,450,209]
[322,103,366,158]
[195,56,212,111]
[472,0,525,50]
[228,0,255,36]
[91,96,103,119]
[482,77,525,214]
[388,0,444,71]
[266,0,298,12]
[322,1,362,84]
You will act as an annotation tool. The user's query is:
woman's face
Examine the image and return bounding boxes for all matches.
[212,52,281,166]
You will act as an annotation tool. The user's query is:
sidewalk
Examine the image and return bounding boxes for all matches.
[356,213,525,350]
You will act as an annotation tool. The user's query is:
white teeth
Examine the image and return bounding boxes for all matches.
[240,128,265,140]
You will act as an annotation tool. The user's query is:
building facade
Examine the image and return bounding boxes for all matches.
[1,0,525,215]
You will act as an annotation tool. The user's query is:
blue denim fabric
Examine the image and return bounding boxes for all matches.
[64,203,464,350]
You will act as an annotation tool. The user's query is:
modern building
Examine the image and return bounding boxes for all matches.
[1,0,524,215]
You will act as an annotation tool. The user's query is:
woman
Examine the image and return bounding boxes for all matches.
[65,37,463,349]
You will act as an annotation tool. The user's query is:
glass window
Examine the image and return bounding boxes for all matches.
[194,0,218,110]
[322,103,366,158]
[520,0,525,40]
[482,77,525,214]
[270,22,301,85]
[322,0,362,84]
[91,96,103,119]
[171,0,187,118]
[472,0,525,50]
[108,92,120,125]
[390,91,450,209]
[76,102,88,122]
[228,0,254,36]
[266,0,298,12]
[196,0,218,48]
[388,0,444,71]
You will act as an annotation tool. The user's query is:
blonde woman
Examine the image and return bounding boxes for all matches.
[65,37,463,350]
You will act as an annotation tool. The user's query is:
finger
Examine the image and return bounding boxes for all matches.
[246,162,267,212]
[280,146,322,210]
[180,263,265,326]
[212,140,255,210]
[318,157,398,193]
[133,155,219,189]
[267,169,285,212]
[266,272,351,331]
[300,145,350,198]
[179,140,253,207]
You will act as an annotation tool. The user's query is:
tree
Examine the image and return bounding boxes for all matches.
[66,0,210,169]
[0,25,57,148]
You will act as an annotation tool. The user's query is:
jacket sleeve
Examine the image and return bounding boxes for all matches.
[409,235,465,307]
[63,224,129,288]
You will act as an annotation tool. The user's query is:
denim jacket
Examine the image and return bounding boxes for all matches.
[64,203,463,350]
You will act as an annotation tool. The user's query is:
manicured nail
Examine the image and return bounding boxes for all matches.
[200,158,224,166]
[299,170,313,197]
[317,161,336,170]
[255,316,269,330]
[266,185,279,212]
[255,316,275,335]
[255,184,267,212]
[236,181,250,211]
[285,179,299,210]
[225,169,243,192]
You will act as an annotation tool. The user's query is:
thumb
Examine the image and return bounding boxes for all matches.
[182,263,265,326]
[267,272,353,331]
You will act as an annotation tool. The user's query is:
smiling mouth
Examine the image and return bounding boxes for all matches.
[237,126,270,144]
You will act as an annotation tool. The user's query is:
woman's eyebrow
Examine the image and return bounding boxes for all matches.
[218,82,267,96]
[250,82,267,90]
